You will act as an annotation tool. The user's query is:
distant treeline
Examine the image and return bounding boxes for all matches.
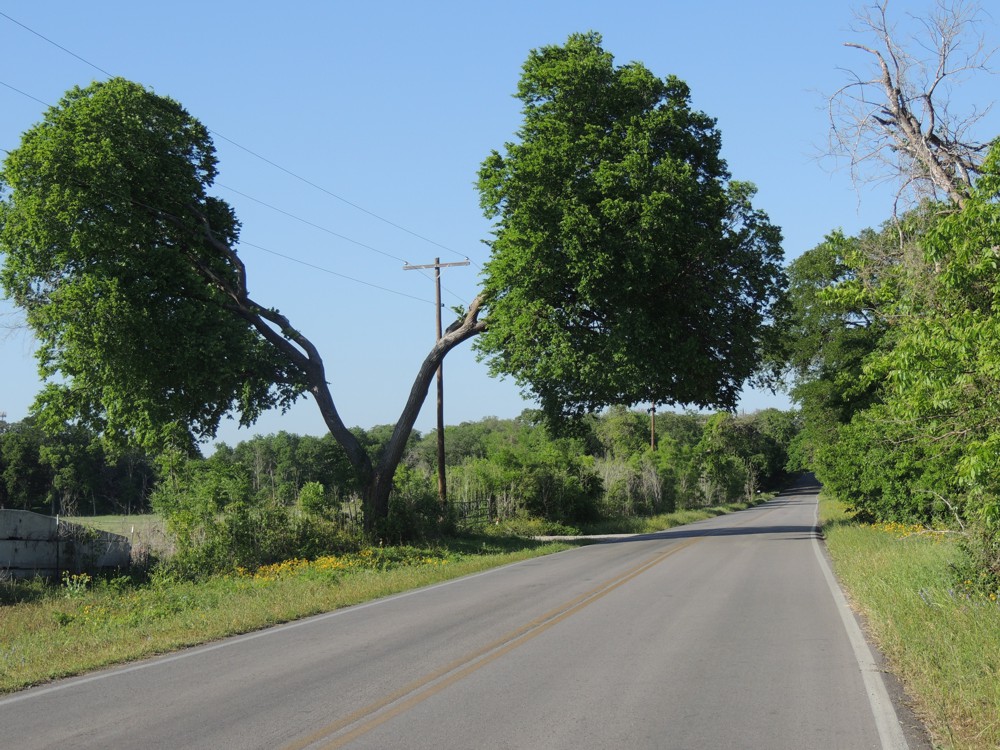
[1,407,798,523]
[0,417,154,516]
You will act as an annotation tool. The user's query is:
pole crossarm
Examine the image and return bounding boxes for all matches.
[402,260,470,271]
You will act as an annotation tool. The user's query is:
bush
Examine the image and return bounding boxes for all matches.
[162,500,357,579]
[378,466,453,544]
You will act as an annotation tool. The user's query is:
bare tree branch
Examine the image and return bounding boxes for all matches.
[829,0,996,210]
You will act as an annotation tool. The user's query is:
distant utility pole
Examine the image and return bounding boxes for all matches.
[648,405,656,451]
[403,257,470,506]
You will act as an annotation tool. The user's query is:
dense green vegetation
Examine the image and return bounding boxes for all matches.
[0,415,154,516]
[0,34,785,531]
[475,32,785,423]
[785,150,1000,596]
[3,406,796,575]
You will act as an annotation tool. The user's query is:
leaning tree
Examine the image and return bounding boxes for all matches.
[0,33,785,532]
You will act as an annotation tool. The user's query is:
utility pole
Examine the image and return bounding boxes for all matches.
[403,257,470,506]
[648,405,657,451]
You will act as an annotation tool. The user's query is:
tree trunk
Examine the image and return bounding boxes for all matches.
[192,215,486,536]
[360,296,487,534]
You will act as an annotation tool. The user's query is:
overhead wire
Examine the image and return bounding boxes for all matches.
[0,9,480,275]
[216,183,410,265]
[0,10,114,78]
[209,130,475,267]
[215,183,471,304]
[0,81,455,307]
[0,80,49,107]
[239,241,436,305]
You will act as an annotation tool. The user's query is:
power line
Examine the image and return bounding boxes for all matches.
[0,10,478,268]
[240,241,435,305]
[216,183,410,265]
[210,130,475,265]
[215,184,472,304]
[0,10,114,78]
[0,80,49,107]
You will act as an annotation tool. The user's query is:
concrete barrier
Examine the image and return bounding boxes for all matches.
[0,510,131,580]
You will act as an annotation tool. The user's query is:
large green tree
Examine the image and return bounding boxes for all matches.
[476,32,786,421]
[0,78,485,530]
[1,35,786,533]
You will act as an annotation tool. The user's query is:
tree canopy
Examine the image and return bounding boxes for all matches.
[0,79,304,452]
[475,32,786,421]
[1,37,787,532]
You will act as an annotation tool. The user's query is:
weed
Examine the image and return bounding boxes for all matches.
[61,572,91,599]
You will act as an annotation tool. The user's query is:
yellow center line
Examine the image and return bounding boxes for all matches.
[283,537,699,750]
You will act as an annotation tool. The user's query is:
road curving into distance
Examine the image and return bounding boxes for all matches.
[0,478,926,749]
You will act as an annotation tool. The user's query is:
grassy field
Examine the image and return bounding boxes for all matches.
[820,494,1000,750]
[0,538,578,694]
[0,500,774,695]
[72,514,173,558]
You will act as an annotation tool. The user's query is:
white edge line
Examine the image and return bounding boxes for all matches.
[0,544,582,709]
[811,497,909,750]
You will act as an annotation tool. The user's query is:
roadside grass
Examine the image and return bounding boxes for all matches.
[0,537,577,694]
[574,495,773,536]
[1,498,772,695]
[820,494,1000,750]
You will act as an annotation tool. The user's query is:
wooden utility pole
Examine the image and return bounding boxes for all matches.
[403,258,470,506]
[649,405,657,451]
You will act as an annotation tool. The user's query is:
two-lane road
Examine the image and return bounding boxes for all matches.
[0,480,922,748]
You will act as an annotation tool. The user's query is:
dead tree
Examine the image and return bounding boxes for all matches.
[829,0,996,210]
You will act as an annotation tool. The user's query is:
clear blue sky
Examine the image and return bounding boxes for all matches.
[1,1,997,445]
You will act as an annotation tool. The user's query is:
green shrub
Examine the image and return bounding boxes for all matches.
[378,466,453,544]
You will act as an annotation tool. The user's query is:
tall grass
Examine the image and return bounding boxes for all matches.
[0,539,575,694]
[821,495,1000,750]
[74,513,174,559]
[1,497,774,695]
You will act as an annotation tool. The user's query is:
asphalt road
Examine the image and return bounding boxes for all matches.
[0,480,920,749]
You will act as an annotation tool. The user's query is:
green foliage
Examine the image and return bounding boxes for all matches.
[784,141,1000,586]
[475,32,786,422]
[0,419,52,511]
[380,465,451,544]
[0,417,155,515]
[782,230,891,472]
[150,443,360,577]
[160,499,353,580]
[470,419,601,523]
[444,408,794,525]
[814,405,964,523]
[61,572,92,598]
[684,410,797,506]
[227,431,360,502]
[0,78,305,453]
[408,416,512,470]
[297,481,328,515]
